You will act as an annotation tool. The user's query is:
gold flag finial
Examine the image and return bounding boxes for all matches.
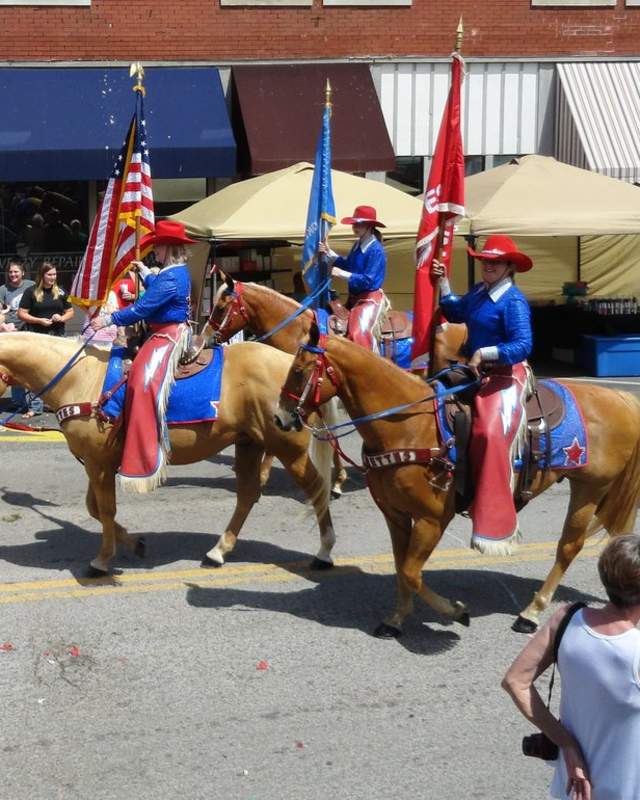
[325,78,332,107]
[130,61,146,96]
[455,17,464,53]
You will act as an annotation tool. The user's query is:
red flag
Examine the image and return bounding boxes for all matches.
[410,53,465,369]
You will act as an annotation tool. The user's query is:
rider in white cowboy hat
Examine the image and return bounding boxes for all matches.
[318,204,387,350]
[431,234,533,552]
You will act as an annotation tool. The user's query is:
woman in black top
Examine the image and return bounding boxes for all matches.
[18,261,73,336]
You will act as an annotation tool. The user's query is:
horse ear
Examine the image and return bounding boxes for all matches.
[224,272,234,292]
[309,321,320,347]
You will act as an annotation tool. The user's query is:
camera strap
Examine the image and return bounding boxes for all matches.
[546,601,587,708]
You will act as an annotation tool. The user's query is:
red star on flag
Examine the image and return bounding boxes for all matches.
[563,437,586,466]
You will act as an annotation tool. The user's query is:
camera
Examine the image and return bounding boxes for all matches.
[521,732,559,761]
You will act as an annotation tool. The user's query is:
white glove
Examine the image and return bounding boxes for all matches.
[90,313,113,331]
[331,266,351,280]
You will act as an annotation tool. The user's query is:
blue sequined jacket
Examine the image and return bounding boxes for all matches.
[111,264,191,327]
[440,279,532,366]
[334,237,386,296]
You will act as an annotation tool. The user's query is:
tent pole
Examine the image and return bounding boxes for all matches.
[577,236,581,283]
[210,239,217,316]
[466,234,476,290]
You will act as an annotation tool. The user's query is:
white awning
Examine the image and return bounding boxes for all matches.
[556,62,640,183]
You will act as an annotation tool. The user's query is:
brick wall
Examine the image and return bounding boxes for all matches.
[0,0,637,62]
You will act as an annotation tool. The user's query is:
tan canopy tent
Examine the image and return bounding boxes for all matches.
[450,155,640,303]
[464,155,640,236]
[175,155,640,311]
[172,161,422,242]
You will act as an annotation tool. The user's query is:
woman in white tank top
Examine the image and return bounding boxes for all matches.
[503,534,640,800]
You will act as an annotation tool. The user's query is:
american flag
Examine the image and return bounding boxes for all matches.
[70,90,154,308]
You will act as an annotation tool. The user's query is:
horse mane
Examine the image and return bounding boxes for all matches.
[1,332,110,365]
[245,282,303,315]
[329,335,427,399]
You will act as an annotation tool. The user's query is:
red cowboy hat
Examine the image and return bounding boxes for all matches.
[340,205,386,228]
[467,234,533,273]
[141,220,197,249]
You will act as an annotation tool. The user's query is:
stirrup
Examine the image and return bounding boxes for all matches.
[179,335,206,366]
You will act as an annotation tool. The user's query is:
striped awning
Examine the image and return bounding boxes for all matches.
[556,62,640,184]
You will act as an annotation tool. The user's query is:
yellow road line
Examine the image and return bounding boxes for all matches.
[0,538,602,595]
[0,431,64,442]
[0,538,604,606]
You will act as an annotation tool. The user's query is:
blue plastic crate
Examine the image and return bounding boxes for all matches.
[581,335,640,377]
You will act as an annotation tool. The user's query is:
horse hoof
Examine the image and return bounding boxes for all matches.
[456,611,471,628]
[373,623,401,639]
[512,615,538,634]
[86,564,109,578]
[309,557,333,571]
[330,488,342,500]
[201,555,223,569]
[134,537,146,559]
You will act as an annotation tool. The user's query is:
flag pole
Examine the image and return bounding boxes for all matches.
[318,78,332,310]
[130,61,146,304]
[426,17,464,376]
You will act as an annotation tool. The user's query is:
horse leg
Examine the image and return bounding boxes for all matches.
[277,449,336,570]
[202,440,263,567]
[378,515,469,638]
[330,451,348,500]
[513,481,605,634]
[83,460,125,577]
[374,511,413,638]
[259,453,274,488]
[85,484,145,559]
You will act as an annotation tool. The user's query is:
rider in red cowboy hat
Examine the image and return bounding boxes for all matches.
[431,234,533,552]
[318,205,387,350]
[91,220,195,492]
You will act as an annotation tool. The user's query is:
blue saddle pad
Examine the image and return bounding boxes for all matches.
[314,308,330,335]
[379,311,413,369]
[435,378,588,471]
[101,346,224,425]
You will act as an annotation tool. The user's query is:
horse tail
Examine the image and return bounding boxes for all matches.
[591,392,640,536]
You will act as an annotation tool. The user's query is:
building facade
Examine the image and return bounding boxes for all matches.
[0,0,638,274]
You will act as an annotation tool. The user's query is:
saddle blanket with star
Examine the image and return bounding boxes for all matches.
[101,345,224,426]
[436,378,588,471]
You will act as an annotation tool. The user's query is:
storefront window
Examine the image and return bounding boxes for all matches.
[386,157,423,195]
[492,154,521,168]
[465,156,486,176]
[0,181,90,288]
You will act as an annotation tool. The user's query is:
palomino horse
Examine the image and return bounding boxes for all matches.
[275,325,640,637]
[0,333,335,576]
[208,271,468,497]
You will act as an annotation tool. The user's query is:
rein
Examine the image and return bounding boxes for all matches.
[210,277,331,344]
[0,332,97,431]
[211,281,250,341]
[287,340,480,440]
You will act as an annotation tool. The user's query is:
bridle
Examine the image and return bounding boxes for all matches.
[210,282,249,342]
[282,334,340,418]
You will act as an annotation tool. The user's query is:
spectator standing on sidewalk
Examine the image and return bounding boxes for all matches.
[0,257,34,411]
[18,261,74,417]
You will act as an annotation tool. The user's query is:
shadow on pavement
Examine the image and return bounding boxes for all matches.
[184,551,603,655]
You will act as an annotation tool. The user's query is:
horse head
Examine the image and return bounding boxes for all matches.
[275,322,339,432]
[209,270,248,344]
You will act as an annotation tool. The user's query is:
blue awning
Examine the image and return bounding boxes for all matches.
[0,67,236,181]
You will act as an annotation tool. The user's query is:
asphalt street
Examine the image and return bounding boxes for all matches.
[1,374,639,800]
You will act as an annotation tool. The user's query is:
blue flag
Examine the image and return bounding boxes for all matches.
[302,102,336,307]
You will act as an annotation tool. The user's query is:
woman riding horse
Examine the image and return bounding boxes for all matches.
[318,204,387,350]
[91,219,193,492]
[432,234,533,553]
